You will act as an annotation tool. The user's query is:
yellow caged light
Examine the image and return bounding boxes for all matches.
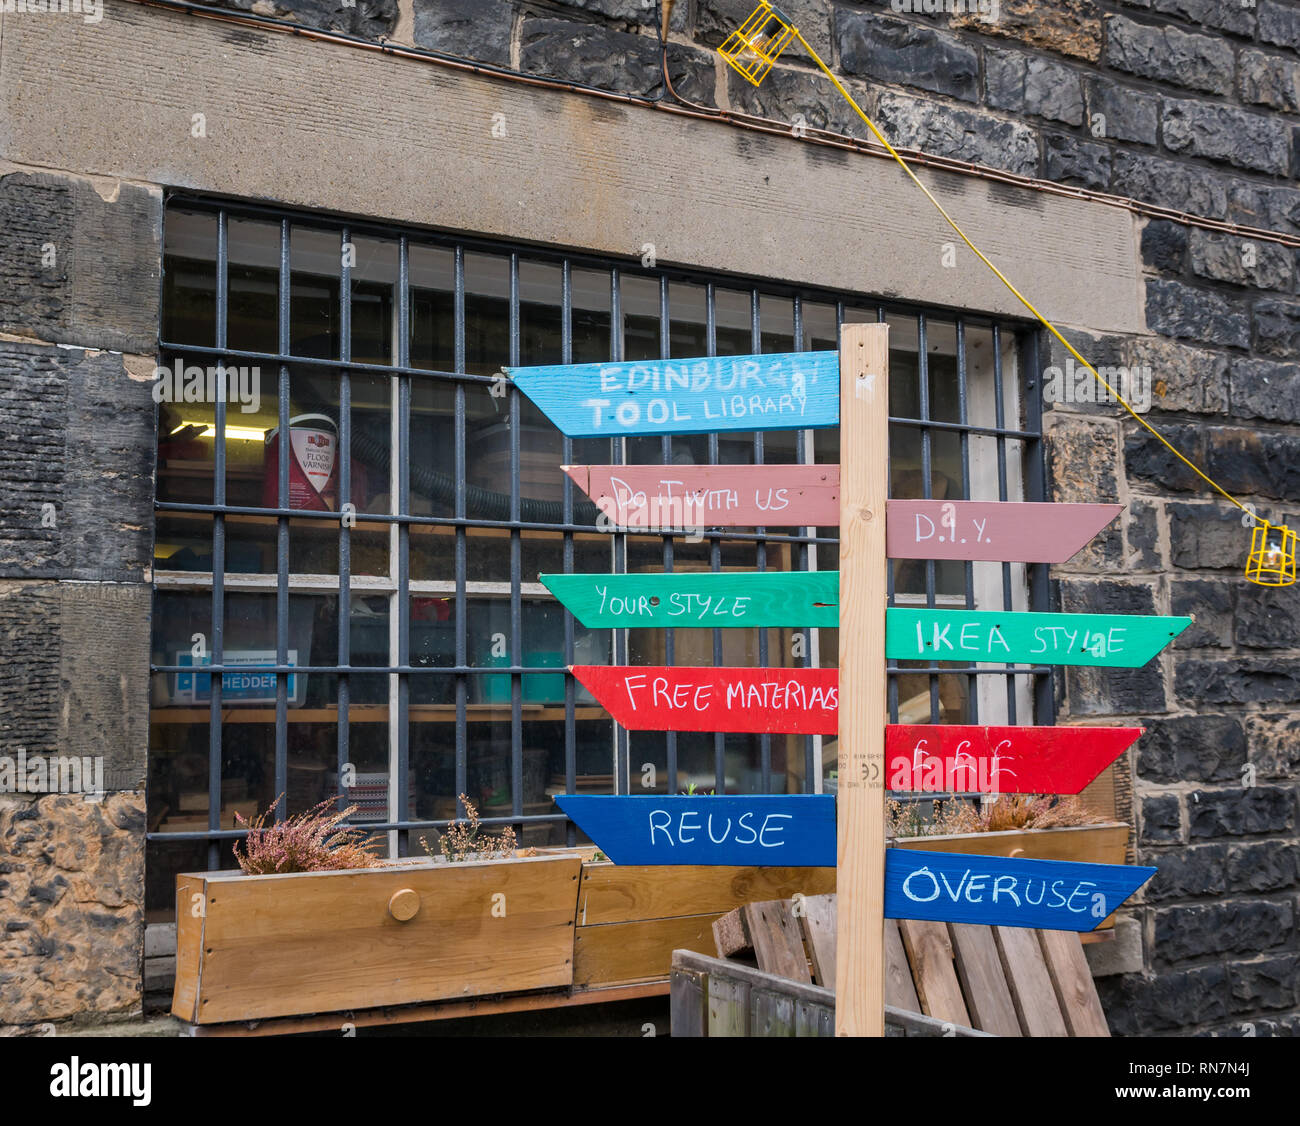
[718,2,798,87]
[1246,520,1297,587]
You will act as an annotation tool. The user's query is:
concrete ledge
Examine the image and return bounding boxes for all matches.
[0,1,1142,332]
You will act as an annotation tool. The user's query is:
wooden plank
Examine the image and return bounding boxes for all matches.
[712,907,752,960]
[886,724,1142,794]
[743,900,812,983]
[886,500,1123,562]
[170,875,207,1023]
[565,467,1121,560]
[799,893,838,990]
[895,823,1129,866]
[555,794,836,867]
[897,918,971,1029]
[186,855,581,1023]
[947,923,1023,1037]
[707,975,751,1037]
[751,988,796,1036]
[575,863,834,926]
[507,351,841,438]
[884,917,921,1014]
[669,969,709,1038]
[995,925,1070,1037]
[794,999,836,1037]
[885,847,1156,932]
[887,608,1191,668]
[573,913,720,988]
[570,664,839,735]
[541,570,838,630]
[564,463,841,529]
[835,322,890,1037]
[1038,928,1112,1037]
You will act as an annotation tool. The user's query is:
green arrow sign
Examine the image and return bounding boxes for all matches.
[541,572,1190,667]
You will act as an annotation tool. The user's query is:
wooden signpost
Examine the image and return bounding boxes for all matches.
[566,463,1122,563]
[508,330,1166,1037]
[556,795,1154,933]
[568,664,1139,794]
[542,572,1190,667]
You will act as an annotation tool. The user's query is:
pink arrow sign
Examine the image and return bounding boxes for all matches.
[570,665,1139,794]
[564,465,1120,562]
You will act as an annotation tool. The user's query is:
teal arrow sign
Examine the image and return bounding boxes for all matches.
[540,572,1190,667]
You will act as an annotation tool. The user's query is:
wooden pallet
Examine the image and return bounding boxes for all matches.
[707,893,1111,1037]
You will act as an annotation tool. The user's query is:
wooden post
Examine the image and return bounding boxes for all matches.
[835,323,889,1036]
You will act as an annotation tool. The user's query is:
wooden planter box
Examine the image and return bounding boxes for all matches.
[172,853,835,1025]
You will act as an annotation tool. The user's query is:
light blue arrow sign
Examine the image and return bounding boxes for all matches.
[558,794,1155,931]
[507,351,840,437]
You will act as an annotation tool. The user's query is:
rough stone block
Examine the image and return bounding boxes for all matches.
[1132,337,1229,415]
[1170,578,1234,649]
[1112,151,1228,217]
[1145,278,1251,350]
[1047,414,1121,503]
[1151,0,1257,35]
[952,0,1103,62]
[1140,220,1188,274]
[1229,182,1300,237]
[1125,496,1165,571]
[837,11,979,102]
[1162,98,1292,176]
[1189,230,1295,291]
[728,64,870,136]
[1140,793,1183,844]
[1083,915,1145,976]
[0,792,144,1025]
[1177,658,1300,707]
[1253,298,1300,359]
[178,0,396,40]
[0,582,151,792]
[1231,357,1300,424]
[411,0,514,66]
[984,46,1084,124]
[1226,841,1300,893]
[1086,77,1159,145]
[520,18,664,97]
[1043,132,1111,190]
[1229,954,1300,1014]
[1235,583,1300,649]
[1239,47,1300,113]
[1126,424,1211,494]
[1142,843,1228,901]
[0,167,160,353]
[1204,426,1300,501]
[1154,900,1293,963]
[873,91,1039,176]
[1138,714,1245,782]
[1187,786,1296,837]
[0,344,154,582]
[1106,15,1234,95]
[1096,964,1227,1034]
[1245,713,1300,779]
[1259,0,1300,50]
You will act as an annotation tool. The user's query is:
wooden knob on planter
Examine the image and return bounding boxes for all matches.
[389,888,420,922]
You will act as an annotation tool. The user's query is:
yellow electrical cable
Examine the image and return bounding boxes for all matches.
[788,26,1252,517]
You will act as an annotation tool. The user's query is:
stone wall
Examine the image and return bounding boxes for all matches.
[0,168,159,1026]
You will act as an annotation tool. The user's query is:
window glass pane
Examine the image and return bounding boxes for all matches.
[410,244,455,372]
[464,251,510,376]
[350,237,398,365]
[227,218,280,354]
[291,227,341,360]
[162,210,216,347]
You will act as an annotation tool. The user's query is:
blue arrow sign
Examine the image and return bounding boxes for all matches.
[885,849,1156,932]
[558,794,1155,931]
[556,794,837,867]
[507,351,840,437]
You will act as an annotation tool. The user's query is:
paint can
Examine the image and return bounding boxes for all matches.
[263,414,338,510]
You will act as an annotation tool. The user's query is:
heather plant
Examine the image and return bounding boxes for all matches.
[421,794,516,862]
[232,795,385,874]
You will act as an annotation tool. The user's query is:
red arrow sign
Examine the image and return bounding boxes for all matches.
[885,724,1141,795]
[564,465,1120,562]
[570,665,1139,794]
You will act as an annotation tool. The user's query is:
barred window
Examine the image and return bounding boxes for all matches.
[146,198,1051,917]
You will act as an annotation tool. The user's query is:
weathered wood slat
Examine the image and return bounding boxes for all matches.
[707,975,751,1037]
[1038,928,1112,1037]
[573,912,719,988]
[669,969,709,1038]
[948,922,1023,1037]
[799,893,838,990]
[751,988,797,1037]
[995,925,1070,1037]
[884,917,922,1014]
[745,900,812,984]
[897,918,971,1029]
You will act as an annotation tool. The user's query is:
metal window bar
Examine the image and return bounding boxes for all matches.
[149,197,1053,864]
